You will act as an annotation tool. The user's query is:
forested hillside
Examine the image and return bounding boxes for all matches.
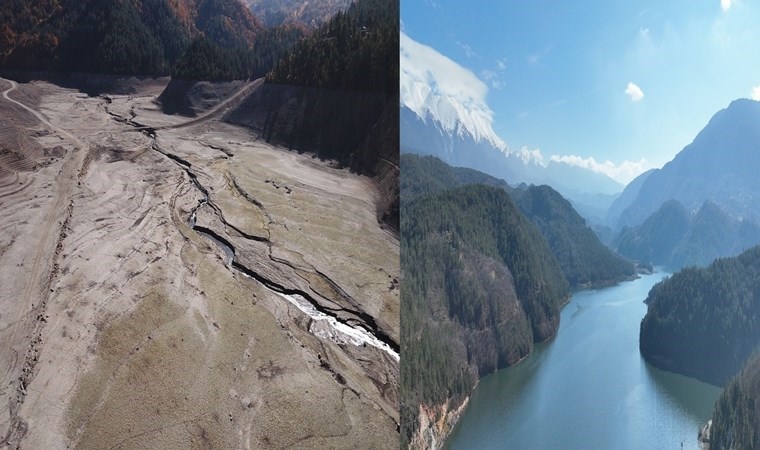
[0,0,292,79]
[614,199,690,267]
[615,199,760,269]
[225,0,399,230]
[400,154,514,201]
[708,352,760,449]
[514,185,635,288]
[401,155,635,289]
[640,246,760,385]
[171,25,302,81]
[400,182,569,447]
[243,0,352,29]
[266,0,397,94]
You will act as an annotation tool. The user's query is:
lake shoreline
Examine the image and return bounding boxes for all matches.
[445,271,722,449]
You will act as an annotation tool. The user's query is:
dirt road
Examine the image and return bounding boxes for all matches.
[0,77,89,446]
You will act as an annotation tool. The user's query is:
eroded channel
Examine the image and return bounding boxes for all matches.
[110,107,399,361]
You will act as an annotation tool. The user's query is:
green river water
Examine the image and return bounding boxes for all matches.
[445,271,722,450]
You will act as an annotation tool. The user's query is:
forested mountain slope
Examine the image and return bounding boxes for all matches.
[708,352,760,449]
[401,183,569,448]
[0,0,267,78]
[402,154,635,289]
[514,185,634,288]
[640,246,760,385]
[243,0,352,29]
[225,0,399,230]
[615,199,760,269]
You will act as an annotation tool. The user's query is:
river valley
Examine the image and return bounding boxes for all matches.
[445,271,722,450]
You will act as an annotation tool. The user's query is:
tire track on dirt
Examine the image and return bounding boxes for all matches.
[0,77,89,448]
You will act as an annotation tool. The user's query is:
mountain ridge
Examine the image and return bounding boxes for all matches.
[402,155,635,289]
[400,106,623,201]
[399,33,624,214]
[611,98,760,229]
[614,195,760,270]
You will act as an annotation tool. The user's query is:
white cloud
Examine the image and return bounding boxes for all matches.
[482,59,508,89]
[625,82,644,102]
[549,155,648,184]
[517,146,545,166]
[481,69,504,90]
[752,86,760,101]
[456,41,478,59]
[400,32,506,149]
[721,0,732,11]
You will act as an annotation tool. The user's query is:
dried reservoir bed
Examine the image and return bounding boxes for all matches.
[0,77,399,449]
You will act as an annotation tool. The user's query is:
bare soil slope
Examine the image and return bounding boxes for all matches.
[0,76,398,449]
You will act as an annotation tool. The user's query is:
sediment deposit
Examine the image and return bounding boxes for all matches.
[0,76,398,449]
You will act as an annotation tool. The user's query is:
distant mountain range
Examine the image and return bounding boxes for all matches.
[399,106,624,216]
[402,155,634,287]
[609,99,760,230]
[603,98,760,269]
[615,199,760,269]
[399,50,624,222]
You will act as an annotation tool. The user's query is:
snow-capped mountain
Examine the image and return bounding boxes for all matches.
[400,31,623,221]
[400,33,506,152]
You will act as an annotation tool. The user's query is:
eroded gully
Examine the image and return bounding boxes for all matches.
[107,107,399,361]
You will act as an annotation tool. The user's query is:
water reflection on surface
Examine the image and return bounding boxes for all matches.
[445,272,722,450]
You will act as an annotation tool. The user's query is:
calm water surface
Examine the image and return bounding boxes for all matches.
[445,271,722,450]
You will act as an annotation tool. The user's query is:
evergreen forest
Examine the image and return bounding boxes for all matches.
[640,245,760,385]
[400,173,570,446]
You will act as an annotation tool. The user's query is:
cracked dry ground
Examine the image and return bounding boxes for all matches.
[0,78,399,449]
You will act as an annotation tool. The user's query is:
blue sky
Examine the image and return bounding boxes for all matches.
[401,0,760,184]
